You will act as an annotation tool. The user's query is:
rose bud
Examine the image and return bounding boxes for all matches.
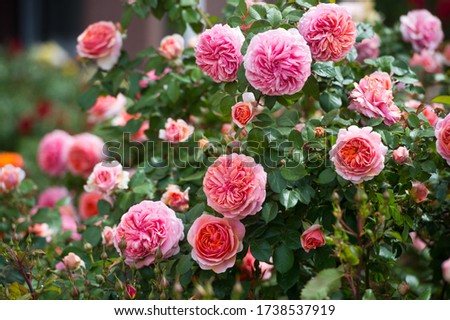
[125,284,137,300]
[393,146,409,164]
[301,224,326,253]
[410,181,429,203]
[62,252,85,270]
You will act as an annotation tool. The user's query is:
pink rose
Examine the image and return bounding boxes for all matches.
[159,118,194,143]
[329,126,388,184]
[240,248,273,281]
[0,165,25,193]
[161,184,190,212]
[88,93,127,123]
[349,71,401,126]
[60,205,81,240]
[298,3,356,62]
[444,44,450,66]
[38,187,70,208]
[29,223,52,242]
[125,284,137,300]
[409,232,427,251]
[79,191,105,220]
[195,24,244,82]
[159,34,184,60]
[442,258,450,283]
[102,226,115,246]
[244,28,312,96]
[409,50,443,73]
[67,133,104,177]
[301,224,326,253]
[62,252,85,270]
[77,21,123,70]
[355,34,380,63]
[231,92,262,128]
[405,99,440,127]
[400,9,444,52]
[112,112,149,142]
[38,130,73,177]
[435,113,450,165]
[139,68,170,88]
[393,146,409,164]
[187,214,245,273]
[203,153,267,219]
[410,181,429,203]
[84,161,129,194]
[113,201,184,268]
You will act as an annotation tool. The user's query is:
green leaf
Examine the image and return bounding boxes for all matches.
[262,202,278,223]
[319,92,342,112]
[300,268,343,299]
[167,78,180,103]
[363,289,377,300]
[18,179,37,195]
[176,255,194,274]
[280,189,299,209]
[277,109,299,127]
[431,95,450,105]
[274,245,294,273]
[407,113,421,128]
[313,62,336,78]
[317,168,336,185]
[268,170,287,193]
[180,0,197,6]
[238,0,248,15]
[185,203,205,223]
[322,109,339,126]
[97,200,112,215]
[78,87,100,110]
[267,7,282,26]
[253,113,274,127]
[220,95,236,116]
[250,240,272,262]
[83,226,102,246]
[302,75,319,99]
[248,4,266,20]
[356,23,374,42]
[32,208,61,231]
[280,162,307,181]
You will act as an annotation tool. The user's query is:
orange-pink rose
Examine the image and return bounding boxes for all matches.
[393,146,409,164]
[102,226,115,246]
[62,252,85,270]
[301,224,326,253]
[159,34,184,60]
[240,248,273,280]
[0,165,25,193]
[410,181,429,203]
[88,93,126,123]
[231,92,262,128]
[161,184,190,212]
[159,118,194,143]
[79,191,105,220]
[435,113,450,165]
[67,133,104,177]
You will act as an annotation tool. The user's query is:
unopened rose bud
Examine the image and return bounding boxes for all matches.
[398,282,410,296]
[198,138,209,150]
[95,274,105,284]
[355,188,368,203]
[314,126,325,138]
[126,284,137,300]
[393,146,409,164]
[62,252,85,270]
[84,242,93,253]
[101,252,108,260]
[72,288,80,298]
[115,280,124,291]
[119,238,127,252]
[332,191,340,203]
[382,190,390,199]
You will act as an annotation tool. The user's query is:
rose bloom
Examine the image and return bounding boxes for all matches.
[113,201,184,268]
[232,92,261,128]
[187,214,245,273]
[159,118,194,143]
[203,153,267,219]
[329,126,387,184]
[79,191,104,220]
[60,205,81,241]
[240,248,273,281]
[0,152,24,168]
[126,284,137,300]
[38,186,70,208]
[38,130,73,176]
[161,184,190,212]
[0,165,25,193]
[195,24,245,82]
[88,93,126,123]
[400,9,444,52]
[67,133,104,177]
[84,161,129,194]
[442,258,450,283]
[301,224,326,253]
[349,71,401,126]
[355,34,380,63]
[244,28,312,96]
[29,223,52,242]
[409,232,427,251]
[159,34,184,60]
[435,114,450,165]
[102,226,115,246]
[62,252,85,270]
[393,146,409,164]
[409,50,443,73]
[77,21,123,70]
[298,3,356,62]
[410,181,429,203]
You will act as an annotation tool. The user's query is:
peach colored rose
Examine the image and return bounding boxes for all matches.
[113,201,184,268]
[29,223,52,242]
[329,126,387,184]
[393,146,409,164]
[38,187,70,208]
[77,21,123,70]
[203,153,267,219]
[442,258,450,283]
[435,113,450,165]
[67,133,104,177]
[400,9,443,52]
[102,226,115,246]
[409,232,427,251]
[159,118,194,143]
[221,123,233,136]
[161,184,190,212]
[410,181,429,203]
[63,252,85,270]
[187,214,245,273]
[299,3,356,62]
[301,224,326,253]
[240,248,273,281]
[231,92,262,128]
[195,24,244,82]
[355,34,380,63]
[84,161,129,194]
[409,50,443,73]
[159,34,184,60]
[79,191,104,220]
[88,93,126,123]
[0,165,25,193]
[38,130,73,177]
[349,71,401,126]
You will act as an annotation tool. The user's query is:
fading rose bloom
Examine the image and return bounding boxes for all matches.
[355,34,380,63]
[38,130,73,177]
[113,201,184,268]
[349,71,401,126]
[400,9,444,52]
[244,28,311,96]
[60,205,81,240]
[29,223,52,242]
[159,34,184,60]
[77,21,123,70]
[442,258,450,283]
[393,146,409,164]
[62,252,85,270]
[299,3,356,62]
[301,224,326,253]
[435,113,450,165]
[231,92,262,128]
[409,50,443,73]
[409,232,427,251]
[67,133,104,178]
[203,153,267,219]
[187,214,245,273]
[79,191,105,220]
[329,126,387,184]
[240,248,273,281]
[102,226,114,246]
[84,161,129,194]
[195,24,244,82]
[410,181,429,203]
[0,165,25,193]
[139,68,170,88]
[38,187,70,208]
[159,118,194,143]
[88,93,127,123]
[161,184,190,212]
[0,152,24,168]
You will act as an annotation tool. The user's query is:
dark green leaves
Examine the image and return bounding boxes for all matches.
[274,245,294,273]
[301,268,343,299]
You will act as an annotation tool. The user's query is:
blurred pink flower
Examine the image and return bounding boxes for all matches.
[400,9,443,52]
[410,181,429,203]
[240,248,273,281]
[38,187,70,208]
[159,34,184,60]
[355,34,380,63]
[409,232,427,251]
[88,94,127,123]
[67,133,104,178]
[38,130,73,177]
[159,118,194,143]
[161,184,190,212]
[393,146,409,164]
[409,50,443,73]
[0,165,25,193]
